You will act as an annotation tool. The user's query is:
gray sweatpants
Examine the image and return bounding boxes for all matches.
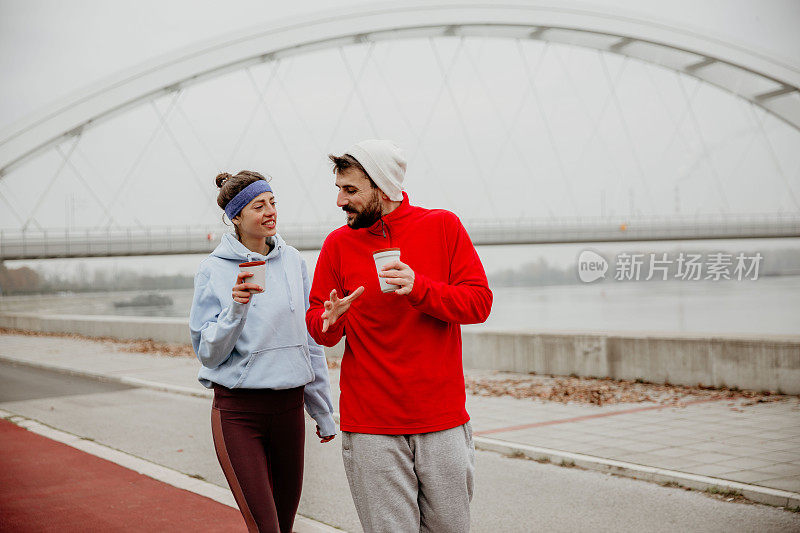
[341,422,475,533]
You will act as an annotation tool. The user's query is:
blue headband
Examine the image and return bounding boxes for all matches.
[224,180,272,220]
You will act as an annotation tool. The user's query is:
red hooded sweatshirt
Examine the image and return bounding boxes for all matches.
[306,193,493,434]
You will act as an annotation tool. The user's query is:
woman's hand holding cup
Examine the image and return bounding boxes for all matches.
[232,271,263,304]
[316,426,335,443]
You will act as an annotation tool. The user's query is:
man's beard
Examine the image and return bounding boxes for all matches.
[344,189,382,229]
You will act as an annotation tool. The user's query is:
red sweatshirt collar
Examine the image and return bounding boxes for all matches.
[365,191,412,235]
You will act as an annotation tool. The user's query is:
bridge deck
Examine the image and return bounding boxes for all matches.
[2,216,798,259]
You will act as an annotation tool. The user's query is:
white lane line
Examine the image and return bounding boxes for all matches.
[474,435,800,508]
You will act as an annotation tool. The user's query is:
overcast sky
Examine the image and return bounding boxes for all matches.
[1,0,799,276]
[2,0,798,129]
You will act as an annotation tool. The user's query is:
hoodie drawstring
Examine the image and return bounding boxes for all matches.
[281,258,295,312]
[263,242,294,312]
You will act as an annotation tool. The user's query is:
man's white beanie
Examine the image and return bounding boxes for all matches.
[345,139,406,201]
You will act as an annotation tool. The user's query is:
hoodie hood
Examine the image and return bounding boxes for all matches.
[212,233,285,262]
[212,232,294,311]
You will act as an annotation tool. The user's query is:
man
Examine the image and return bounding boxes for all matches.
[305,139,493,533]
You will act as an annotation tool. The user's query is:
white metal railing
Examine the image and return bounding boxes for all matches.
[0,214,799,259]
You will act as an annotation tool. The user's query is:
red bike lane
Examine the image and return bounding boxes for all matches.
[0,418,246,532]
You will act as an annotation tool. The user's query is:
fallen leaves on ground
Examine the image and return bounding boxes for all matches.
[464,372,794,407]
[0,327,196,357]
[116,339,195,357]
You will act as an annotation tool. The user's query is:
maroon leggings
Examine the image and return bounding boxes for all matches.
[211,384,305,533]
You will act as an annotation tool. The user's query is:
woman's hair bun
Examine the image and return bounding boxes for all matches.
[215,172,233,188]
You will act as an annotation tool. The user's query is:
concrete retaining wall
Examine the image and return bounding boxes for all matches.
[0,312,347,360]
[1,312,797,394]
[0,313,191,343]
[462,330,800,394]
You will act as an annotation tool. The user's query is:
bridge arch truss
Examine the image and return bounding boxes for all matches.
[2,1,798,177]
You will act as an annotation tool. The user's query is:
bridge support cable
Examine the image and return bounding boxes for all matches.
[270,60,340,215]
[643,65,725,215]
[148,92,220,223]
[676,74,731,212]
[224,61,283,169]
[794,156,800,191]
[240,61,303,168]
[746,102,800,210]
[366,41,458,210]
[552,45,626,218]
[429,37,499,219]
[323,42,377,153]
[69,139,147,227]
[406,38,467,207]
[244,67,321,218]
[518,41,580,216]
[295,41,379,201]
[462,39,553,219]
[339,47,381,139]
[273,63,325,155]
[598,52,656,214]
[0,184,24,226]
[575,49,631,218]
[22,136,80,232]
[643,63,706,191]
[175,105,223,172]
[102,92,183,228]
[55,142,120,229]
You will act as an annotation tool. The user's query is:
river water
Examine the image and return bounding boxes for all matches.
[2,275,798,336]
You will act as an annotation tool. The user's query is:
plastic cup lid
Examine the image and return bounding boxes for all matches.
[372,248,401,255]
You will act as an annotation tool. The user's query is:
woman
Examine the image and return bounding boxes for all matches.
[189,170,336,533]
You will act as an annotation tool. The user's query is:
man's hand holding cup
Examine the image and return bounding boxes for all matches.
[378,259,415,295]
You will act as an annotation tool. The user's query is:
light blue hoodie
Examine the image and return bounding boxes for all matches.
[189,232,336,437]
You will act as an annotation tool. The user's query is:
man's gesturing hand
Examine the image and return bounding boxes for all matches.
[321,286,365,332]
[379,260,415,295]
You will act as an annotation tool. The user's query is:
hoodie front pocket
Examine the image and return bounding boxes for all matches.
[235,344,314,389]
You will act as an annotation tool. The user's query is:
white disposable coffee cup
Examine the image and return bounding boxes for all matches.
[238,261,266,293]
[373,248,401,293]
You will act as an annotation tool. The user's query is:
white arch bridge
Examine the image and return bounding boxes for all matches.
[1,1,798,259]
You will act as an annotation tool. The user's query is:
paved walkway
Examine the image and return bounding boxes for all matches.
[1,332,799,509]
[467,389,800,493]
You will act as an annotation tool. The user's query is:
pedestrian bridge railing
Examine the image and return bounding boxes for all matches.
[1,214,799,260]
